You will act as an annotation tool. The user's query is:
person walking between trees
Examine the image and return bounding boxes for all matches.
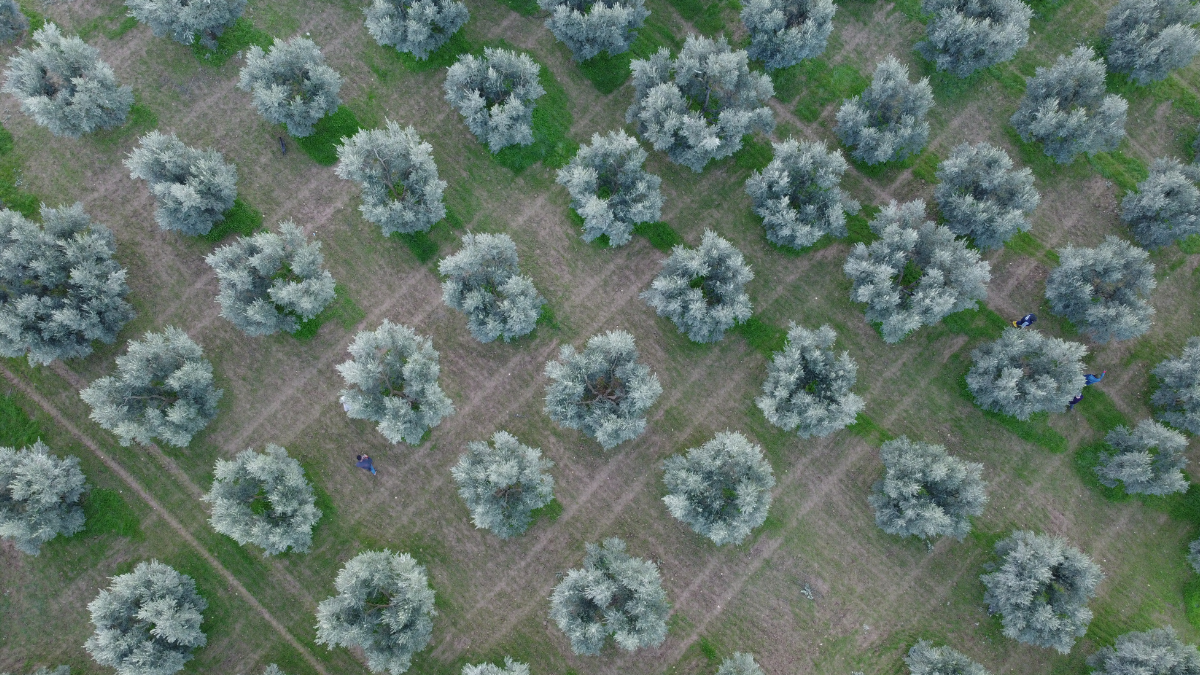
[356,454,376,475]
[1068,392,1084,411]
[1085,371,1106,385]
[1012,313,1036,328]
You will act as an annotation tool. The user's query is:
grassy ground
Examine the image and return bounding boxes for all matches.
[2,0,1200,673]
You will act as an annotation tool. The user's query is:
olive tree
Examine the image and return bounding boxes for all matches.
[543,330,661,449]
[364,0,468,60]
[125,131,239,237]
[980,531,1102,653]
[905,641,991,675]
[836,56,933,165]
[539,0,649,62]
[0,0,28,44]
[744,138,860,250]
[337,320,455,445]
[206,222,337,337]
[0,441,86,555]
[1095,419,1189,495]
[662,431,775,546]
[627,34,774,172]
[717,653,765,675]
[438,232,544,343]
[868,436,987,540]
[335,121,447,236]
[203,444,322,556]
[80,327,223,448]
[843,200,991,343]
[1,668,70,675]
[555,130,663,247]
[2,24,133,137]
[84,560,208,675]
[966,328,1087,419]
[315,550,436,675]
[549,538,669,655]
[1088,627,1200,675]
[1105,0,1200,84]
[125,0,246,49]
[0,204,135,365]
[934,141,1039,250]
[1121,157,1200,249]
[444,48,544,153]
[741,0,836,70]
[756,323,864,438]
[451,431,554,539]
[917,0,1031,77]
[237,37,342,138]
[641,229,754,343]
[462,659,529,675]
[1045,235,1155,343]
[1010,46,1128,164]
[1152,337,1200,434]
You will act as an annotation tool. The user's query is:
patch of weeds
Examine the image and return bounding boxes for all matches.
[578,51,633,94]
[698,636,721,663]
[530,498,563,524]
[0,393,40,448]
[536,304,560,330]
[911,150,940,183]
[0,130,40,219]
[1107,71,1200,118]
[631,15,682,59]
[295,105,361,167]
[942,305,1008,340]
[852,151,920,179]
[1076,387,1131,434]
[1088,149,1148,193]
[792,59,870,122]
[733,316,787,357]
[77,5,137,41]
[493,59,576,173]
[1180,234,1200,254]
[387,30,473,74]
[192,17,274,67]
[109,16,139,39]
[845,205,880,245]
[82,488,143,539]
[732,134,773,171]
[17,0,45,31]
[1185,576,1200,631]
[989,66,1027,96]
[770,63,804,103]
[1002,126,1088,183]
[0,124,12,157]
[202,198,264,243]
[846,412,894,445]
[633,221,683,252]
[497,0,539,15]
[667,0,729,34]
[91,101,159,150]
[292,285,365,339]
[394,229,439,262]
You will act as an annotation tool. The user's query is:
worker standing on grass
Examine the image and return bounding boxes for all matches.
[356,454,376,475]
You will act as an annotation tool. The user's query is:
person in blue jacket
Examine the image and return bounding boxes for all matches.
[355,454,376,475]
[1011,313,1036,328]
[1084,371,1106,386]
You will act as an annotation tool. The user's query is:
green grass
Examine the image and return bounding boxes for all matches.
[846,413,894,445]
[0,393,41,448]
[731,135,773,172]
[193,17,274,66]
[1004,230,1060,264]
[1088,149,1148,193]
[788,59,870,122]
[911,150,941,183]
[1075,387,1131,435]
[941,305,1008,340]
[394,229,440,262]
[845,205,881,245]
[91,102,159,150]
[536,304,560,330]
[577,51,635,95]
[633,221,684,252]
[1185,576,1200,630]
[82,488,144,539]
[77,5,139,41]
[666,0,729,34]
[295,105,361,166]
[17,0,45,31]
[852,150,922,179]
[292,285,366,339]
[1107,71,1200,119]
[1180,234,1200,254]
[496,0,540,15]
[530,498,563,524]
[493,59,576,173]
[733,316,788,357]
[386,30,474,74]
[698,636,721,663]
[202,198,265,243]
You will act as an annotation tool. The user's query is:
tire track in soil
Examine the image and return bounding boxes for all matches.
[0,365,333,675]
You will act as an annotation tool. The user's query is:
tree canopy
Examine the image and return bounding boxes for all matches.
[438,232,544,343]
[1095,419,1189,495]
[756,323,864,437]
[335,121,447,236]
[1088,627,1200,675]
[934,141,1039,250]
[451,431,554,539]
[917,0,1031,77]
[0,0,28,44]
[836,56,933,165]
[641,229,754,343]
[1105,0,1200,84]
[539,0,649,61]
[444,48,545,153]
[905,640,991,675]
[1121,157,1200,249]
[364,0,469,60]
[126,131,239,237]
[461,659,530,675]
[556,129,663,247]
[717,653,766,675]
[1044,235,1155,343]
[741,0,836,70]
[0,441,87,555]
[966,328,1087,419]
[125,0,246,48]
[868,436,987,540]
[662,430,775,546]
[745,138,860,250]
[1152,336,1200,434]
[237,37,342,138]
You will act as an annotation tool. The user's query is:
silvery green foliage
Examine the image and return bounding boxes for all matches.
[966,328,1086,419]
[335,121,447,236]
[124,0,246,49]
[1010,46,1128,164]
[741,0,836,70]
[539,0,649,62]
[843,200,991,343]
[1105,0,1200,84]
[981,531,1102,653]
[237,37,342,138]
[451,431,554,539]
[1088,627,1200,675]
[255,666,285,675]
[1190,538,1200,573]
[84,560,208,675]
[1,24,133,137]
[1045,235,1156,343]
[917,0,1031,77]
[314,550,436,675]
[0,441,86,555]
[641,229,754,343]
[206,222,337,337]
[337,321,455,445]
[364,0,468,60]
[555,130,663,247]
[627,35,775,172]
[438,232,544,343]
[1096,419,1189,495]
[934,142,1039,250]
[1153,337,1200,434]
[744,138,860,249]
[80,327,222,448]
[443,48,545,153]
[662,431,775,546]
[2,668,71,675]
[0,204,135,365]
[543,330,662,450]
[835,56,933,165]
[548,538,670,655]
[868,436,987,540]
[905,641,991,675]
[0,0,29,44]
[755,323,864,438]
[202,445,322,556]
[717,653,765,675]
[1121,157,1200,249]
[125,132,238,237]
[461,659,529,675]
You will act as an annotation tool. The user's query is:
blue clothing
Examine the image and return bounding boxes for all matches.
[1084,372,1105,385]
[1068,393,1083,410]
[1014,314,1036,328]
[356,456,376,475]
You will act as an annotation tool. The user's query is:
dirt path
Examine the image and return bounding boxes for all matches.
[0,365,333,675]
